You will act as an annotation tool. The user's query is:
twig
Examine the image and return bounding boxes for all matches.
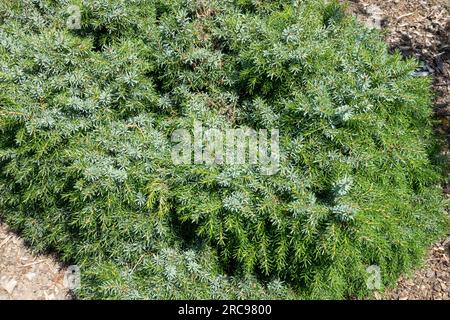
[397,13,414,21]
[0,111,24,116]
[19,260,46,267]
[131,254,146,273]
[0,235,12,249]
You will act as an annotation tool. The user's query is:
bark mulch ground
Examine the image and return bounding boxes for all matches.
[0,223,70,300]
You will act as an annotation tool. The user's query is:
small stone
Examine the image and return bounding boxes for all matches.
[426,271,435,278]
[25,272,37,281]
[1,279,17,295]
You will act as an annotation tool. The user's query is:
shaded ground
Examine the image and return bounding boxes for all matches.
[0,223,70,300]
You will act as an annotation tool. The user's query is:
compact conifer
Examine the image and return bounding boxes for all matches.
[0,0,448,299]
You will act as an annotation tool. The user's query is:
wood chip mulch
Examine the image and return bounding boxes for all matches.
[0,223,70,300]
[385,239,450,300]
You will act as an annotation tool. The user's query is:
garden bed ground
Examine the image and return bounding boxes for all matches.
[0,223,69,300]
[0,0,449,300]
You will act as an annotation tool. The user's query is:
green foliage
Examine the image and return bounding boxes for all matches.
[0,0,448,299]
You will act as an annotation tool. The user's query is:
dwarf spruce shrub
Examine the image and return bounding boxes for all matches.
[0,0,448,299]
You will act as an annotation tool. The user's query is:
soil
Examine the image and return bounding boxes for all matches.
[384,239,450,300]
[0,0,448,300]
[0,222,70,300]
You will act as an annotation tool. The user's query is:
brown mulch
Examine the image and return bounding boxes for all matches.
[341,0,450,300]
[0,223,70,300]
[385,239,450,300]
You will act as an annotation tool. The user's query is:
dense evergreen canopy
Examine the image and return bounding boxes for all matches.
[0,0,448,299]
